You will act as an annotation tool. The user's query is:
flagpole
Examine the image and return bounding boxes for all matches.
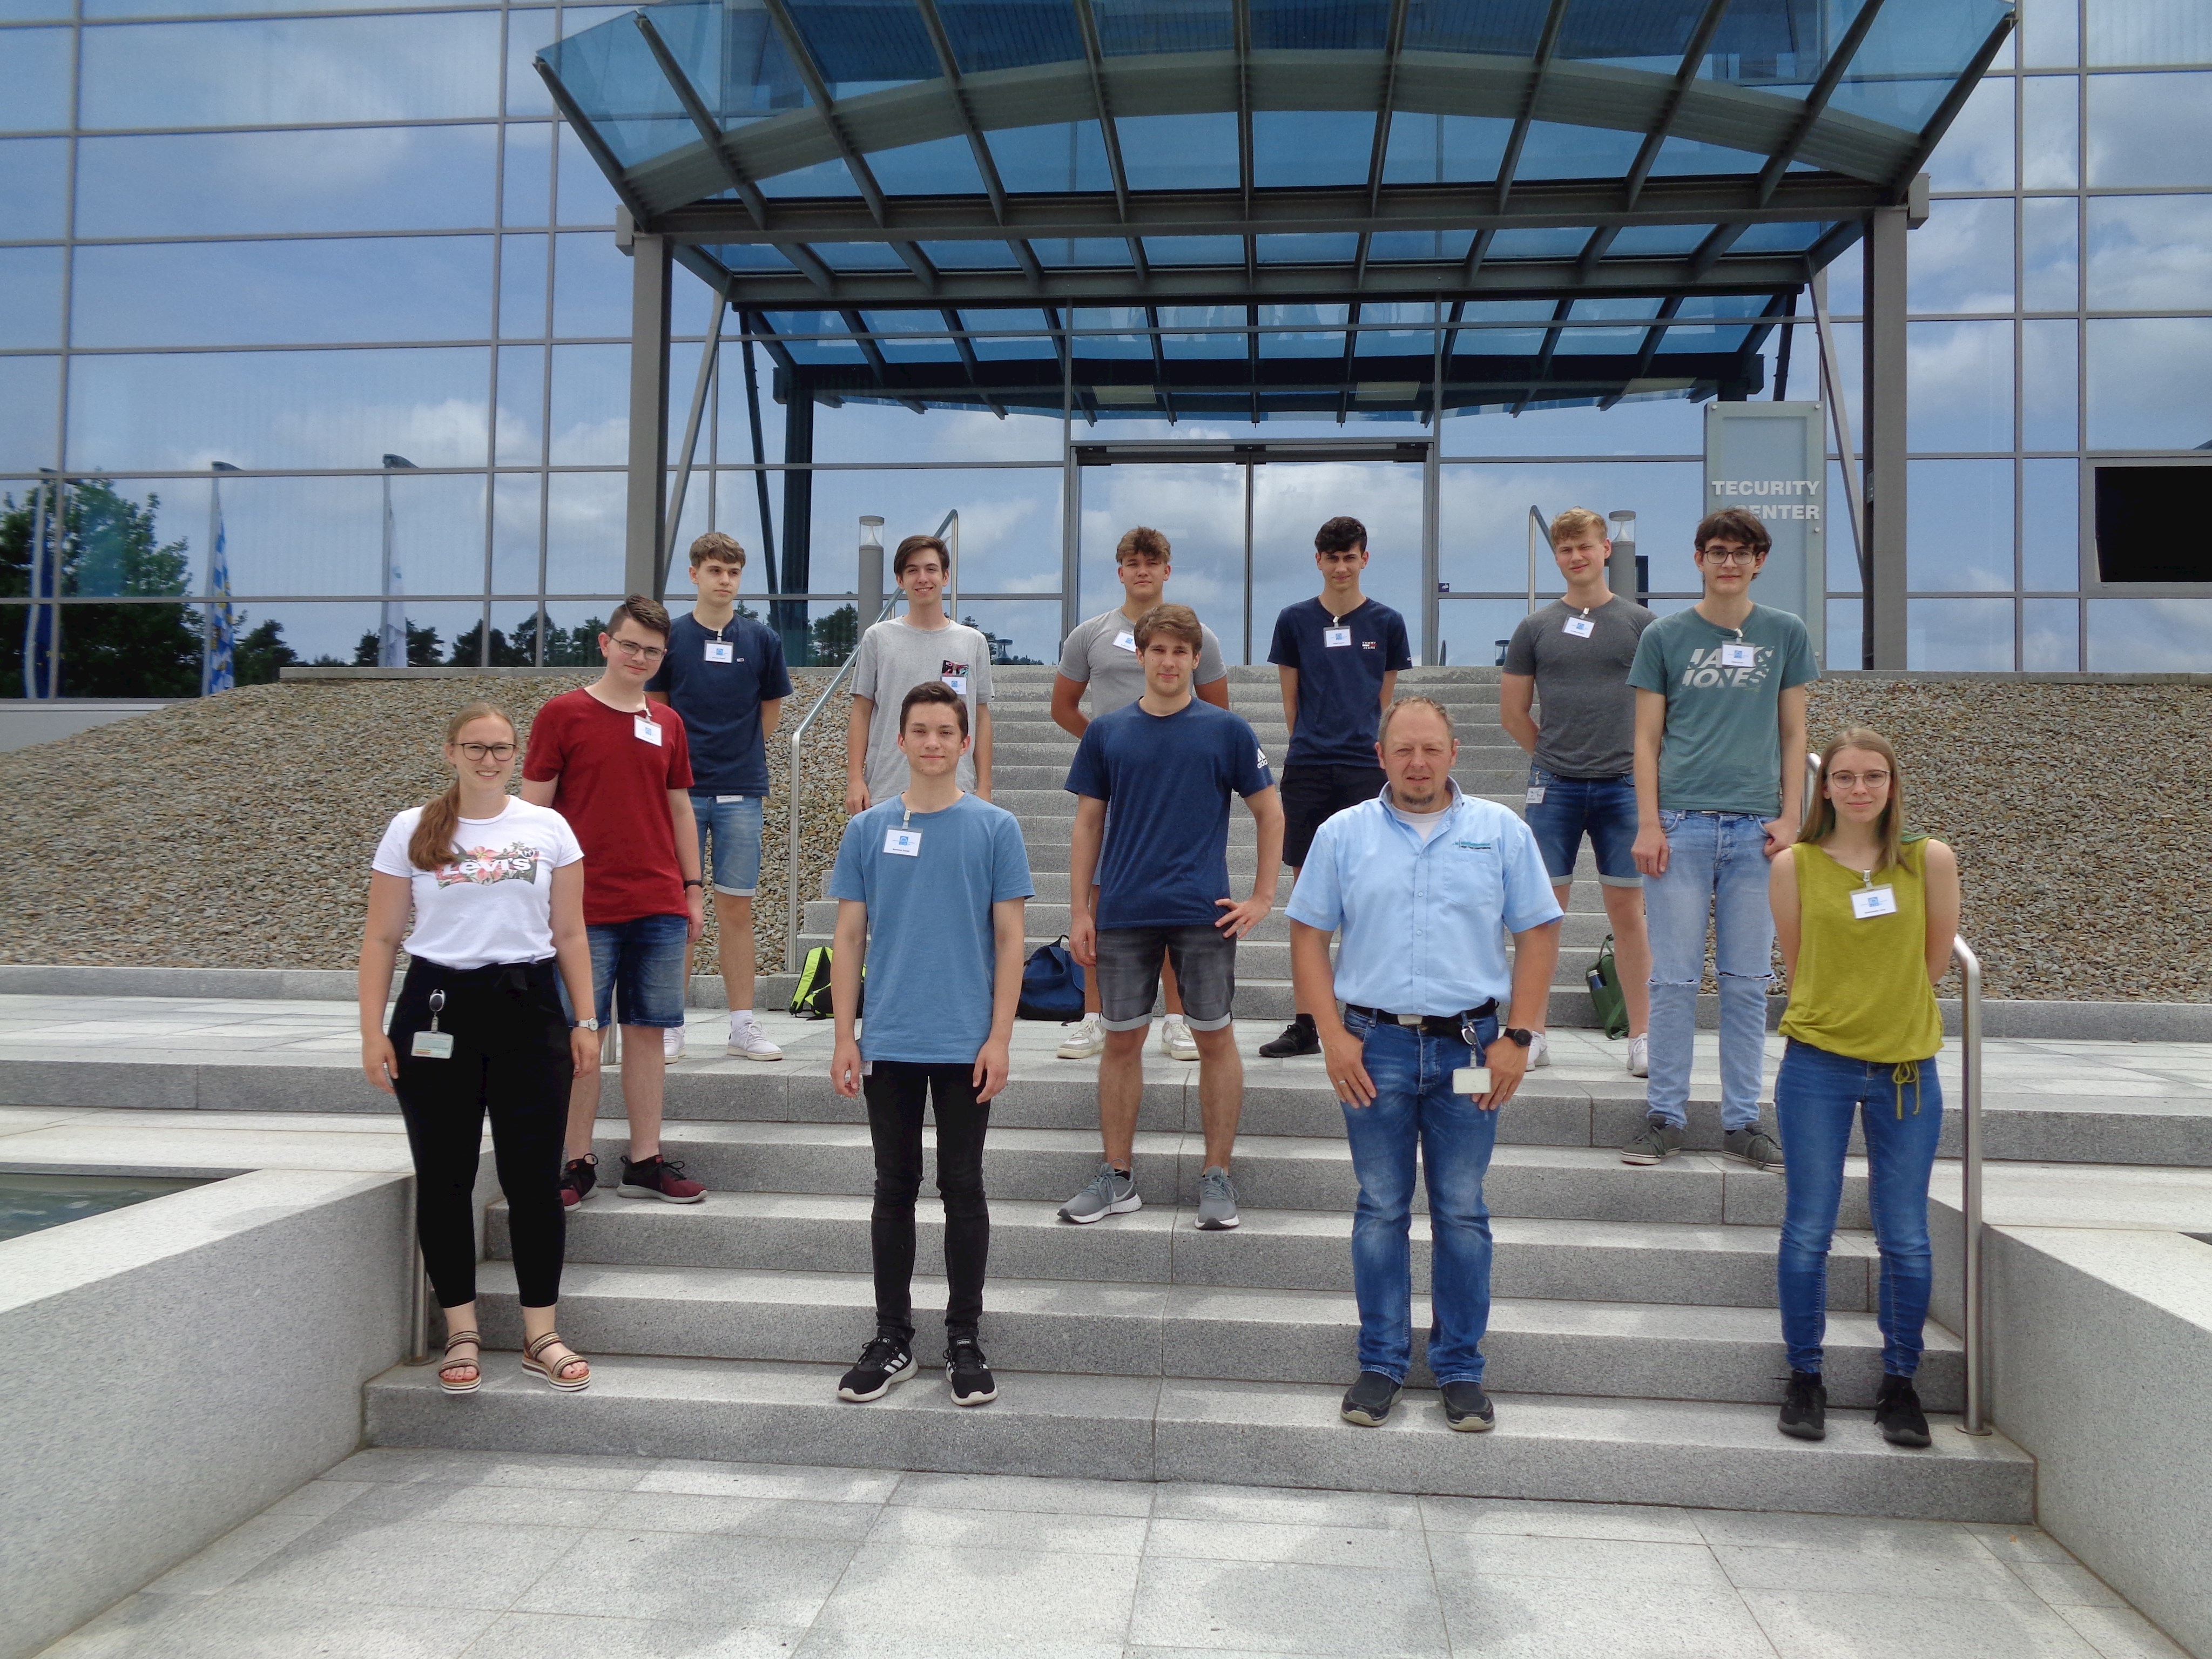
[380,453,415,668]
[203,470,220,696]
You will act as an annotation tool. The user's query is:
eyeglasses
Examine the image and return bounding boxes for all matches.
[456,742,518,761]
[608,637,667,663]
[1700,547,1762,565]
[1829,770,1891,790]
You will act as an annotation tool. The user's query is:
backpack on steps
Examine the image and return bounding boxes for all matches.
[1586,934,1630,1040]
[1017,937,1085,1022]
[789,946,862,1020]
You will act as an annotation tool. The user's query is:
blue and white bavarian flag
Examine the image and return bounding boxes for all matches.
[202,473,237,694]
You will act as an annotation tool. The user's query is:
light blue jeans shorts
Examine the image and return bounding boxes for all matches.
[690,793,765,898]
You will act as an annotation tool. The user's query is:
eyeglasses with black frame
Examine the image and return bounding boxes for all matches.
[455,741,520,761]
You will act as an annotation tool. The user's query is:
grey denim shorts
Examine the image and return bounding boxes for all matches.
[1094,924,1237,1031]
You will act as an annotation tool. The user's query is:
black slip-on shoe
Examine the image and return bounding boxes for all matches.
[1440,1380,1496,1432]
[1258,1017,1320,1058]
[1340,1370,1401,1427]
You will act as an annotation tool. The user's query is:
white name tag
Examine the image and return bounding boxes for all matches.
[1851,885,1899,920]
[634,714,663,745]
[715,794,747,804]
[704,640,734,663]
[1451,1066,1492,1097]
[1113,630,1136,652]
[1721,641,1757,669]
[1324,626,1352,649]
[410,1030,455,1060]
[1525,786,1546,805]
[1563,616,1595,638]
[884,827,922,857]
[941,661,969,695]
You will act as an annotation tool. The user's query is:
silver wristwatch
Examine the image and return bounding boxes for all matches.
[574,1018,601,1031]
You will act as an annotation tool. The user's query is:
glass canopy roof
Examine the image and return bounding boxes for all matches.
[540,0,2013,421]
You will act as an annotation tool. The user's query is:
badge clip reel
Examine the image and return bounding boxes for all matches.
[1850,868,1898,920]
[1452,1015,1490,1096]
[412,990,455,1060]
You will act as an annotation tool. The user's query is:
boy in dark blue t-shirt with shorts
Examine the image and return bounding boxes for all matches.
[1060,604,1284,1233]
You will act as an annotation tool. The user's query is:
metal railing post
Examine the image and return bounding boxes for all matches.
[1953,933,1991,1435]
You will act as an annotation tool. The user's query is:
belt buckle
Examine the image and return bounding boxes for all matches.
[1395,1011,1421,1027]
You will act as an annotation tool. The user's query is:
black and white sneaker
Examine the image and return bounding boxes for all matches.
[1440,1380,1496,1432]
[836,1333,915,1402]
[1778,1369,1827,1440]
[946,1336,997,1406]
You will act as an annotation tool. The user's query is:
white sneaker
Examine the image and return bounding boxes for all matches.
[663,1025,687,1062]
[726,1015,783,1062]
[1527,1030,1550,1068]
[1056,1014,1105,1060]
[1161,1019,1199,1062]
[1628,1033,1649,1078]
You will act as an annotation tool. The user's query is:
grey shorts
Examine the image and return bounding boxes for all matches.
[1094,925,1237,1033]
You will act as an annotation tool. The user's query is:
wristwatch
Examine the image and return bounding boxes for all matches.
[1498,1027,1535,1048]
[574,1018,601,1031]
[683,878,705,889]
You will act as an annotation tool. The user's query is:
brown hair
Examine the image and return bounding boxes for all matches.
[1799,727,1908,872]
[689,530,745,569]
[607,593,672,642]
[408,702,517,871]
[1315,516,1367,555]
[1132,602,1203,653]
[1549,506,1608,547]
[1378,695,1455,748]
[898,678,969,738]
[893,534,949,580]
[1116,526,1171,563]
[1694,507,1771,557]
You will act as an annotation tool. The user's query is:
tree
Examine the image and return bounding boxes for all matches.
[449,619,536,667]
[231,617,299,685]
[810,603,858,666]
[0,480,202,696]
[352,619,445,666]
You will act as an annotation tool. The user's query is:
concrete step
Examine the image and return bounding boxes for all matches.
[362,1356,2034,1521]
[799,901,1620,943]
[590,1126,1837,1226]
[467,1260,1961,1408]
[986,760,1525,790]
[990,781,1529,820]
[802,870,1619,913]
[508,1193,1878,1311]
[1014,825,1543,873]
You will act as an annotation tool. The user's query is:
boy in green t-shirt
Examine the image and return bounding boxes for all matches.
[1622,508,1816,1171]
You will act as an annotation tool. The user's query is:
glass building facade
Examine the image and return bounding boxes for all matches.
[4,0,2210,692]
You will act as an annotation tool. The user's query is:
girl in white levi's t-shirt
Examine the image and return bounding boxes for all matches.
[359,701,597,1397]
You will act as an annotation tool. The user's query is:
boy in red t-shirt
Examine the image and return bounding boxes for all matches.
[522,595,709,1204]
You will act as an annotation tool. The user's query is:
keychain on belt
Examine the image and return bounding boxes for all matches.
[412,989,456,1059]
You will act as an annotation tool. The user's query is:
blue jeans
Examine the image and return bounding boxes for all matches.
[1523,765,1641,887]
[1643,810,1771,1131]
[1339,1009,1500,1386]
[1776,1039,1945,1377]
[690,793,765,897]
[585,913,690,1028]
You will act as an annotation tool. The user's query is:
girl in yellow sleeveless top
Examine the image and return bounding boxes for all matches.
[1768,727,1959,1449]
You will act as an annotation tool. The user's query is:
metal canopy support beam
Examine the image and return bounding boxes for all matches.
[779,388,815,642]
[660,286,727,598]
[1755,0,1888,204]
[624,230,673,601]
[1864,204,1908,669]
[1622,0,1736,207]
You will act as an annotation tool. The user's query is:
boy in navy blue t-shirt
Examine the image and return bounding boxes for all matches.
[1060,603,1284,1233]
[1260,515,1411,1057]
[646,532,793,1063]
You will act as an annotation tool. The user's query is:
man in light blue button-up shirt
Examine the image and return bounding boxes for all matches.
[1287,696,1561,1432]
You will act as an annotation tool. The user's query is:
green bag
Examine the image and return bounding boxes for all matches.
[1586,934,1630,1040]
[788,946,861,1021]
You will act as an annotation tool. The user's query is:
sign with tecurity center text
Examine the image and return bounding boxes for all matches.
[1703,401,1827,666]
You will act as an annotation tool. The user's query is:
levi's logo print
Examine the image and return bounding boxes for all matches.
[435,842,543,888]
[1678,644,1769,690]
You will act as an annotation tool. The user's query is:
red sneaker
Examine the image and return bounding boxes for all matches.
[559,1154,598,1210]
[617,1154,705,1204]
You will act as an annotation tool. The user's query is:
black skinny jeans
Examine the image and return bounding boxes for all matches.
[389,957,571,1309]
[863,1060,992,1340]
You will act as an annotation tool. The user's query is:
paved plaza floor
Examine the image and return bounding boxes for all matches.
[37,1449,2191,1659]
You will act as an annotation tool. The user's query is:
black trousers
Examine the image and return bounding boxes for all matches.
[862,1060,992,1340]
[389,957,571,1309]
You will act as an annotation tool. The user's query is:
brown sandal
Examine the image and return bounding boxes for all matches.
[522,1331,590,1392]
[439,1331,482,1396]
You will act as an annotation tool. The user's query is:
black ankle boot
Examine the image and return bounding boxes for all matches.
[1874,1373,1931,1447]
[1778,1370,1826,1440]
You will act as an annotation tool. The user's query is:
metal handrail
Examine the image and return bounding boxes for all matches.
[1526,504,1545,615]
[783,592,901,967]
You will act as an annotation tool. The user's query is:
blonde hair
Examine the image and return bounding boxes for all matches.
[1800,726,1909,872]
[410,702,516,871]
[1549,507,1608,548]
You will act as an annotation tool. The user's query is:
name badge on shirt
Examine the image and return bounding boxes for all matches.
[704,639,734,664]
[1563,616,1595,638]
[884,827,922,857]
[1323,626,1352,649]
[633,714,663,745]
[1850,885,1899,920]
[1112,630,1137,652]
[1720,641,1757,669]
[410,1030,455,1060]
[941,660,969,696]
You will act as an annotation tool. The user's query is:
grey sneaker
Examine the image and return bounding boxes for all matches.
[1724,1127,1785,1170]
[1058,1162,1141,1224]
[1620,1116,1684,1165]
[1194,1166,1241,1231]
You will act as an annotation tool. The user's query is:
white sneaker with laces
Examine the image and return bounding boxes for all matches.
[726,1014,783,1062]
[663,1024,687,1062]
[1056,1014,1105,1059]
[1527,1030,1550,1068]
[1162,1019,1199,1062]
[1628,1033,1650,1078]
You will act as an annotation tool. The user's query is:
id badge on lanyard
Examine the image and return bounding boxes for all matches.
[1851,876,1898,920]
[705,638,734,664]
[884,804,921,857]
[411,990,455,1059]
[1563,613,1595,638]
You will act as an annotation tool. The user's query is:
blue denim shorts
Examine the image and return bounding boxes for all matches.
[691,793,765,897]
[586,913,690,1028]
[1523,764,1641,888]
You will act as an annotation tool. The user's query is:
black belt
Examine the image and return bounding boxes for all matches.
[1344,1000,1496,1038]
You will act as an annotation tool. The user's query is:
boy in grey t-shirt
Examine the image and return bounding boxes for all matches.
[846,534,993,809]
[1500,508,1656,1076]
